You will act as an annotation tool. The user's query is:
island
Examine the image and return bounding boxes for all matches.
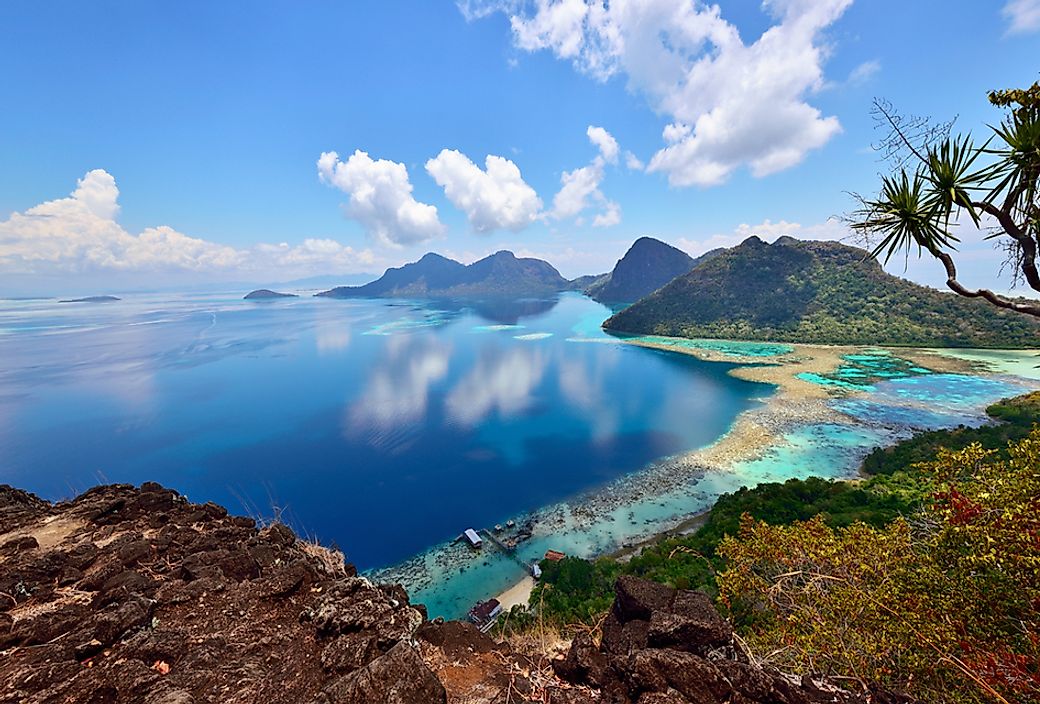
[604,236,1040,347]
[57,295,120,303]
[316,250,573,298]
[244,289,298,300]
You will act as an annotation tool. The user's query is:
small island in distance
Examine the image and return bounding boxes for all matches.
[57,295,120,303]
[244,289,298,300]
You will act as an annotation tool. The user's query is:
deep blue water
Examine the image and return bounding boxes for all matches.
[0,292,770,569]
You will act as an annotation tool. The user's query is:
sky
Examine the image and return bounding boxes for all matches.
[0,0,1038,295]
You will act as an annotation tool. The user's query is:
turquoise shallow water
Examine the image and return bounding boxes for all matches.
[796,349,932,391]
[386,349,1036,619]
[621,335,794,358]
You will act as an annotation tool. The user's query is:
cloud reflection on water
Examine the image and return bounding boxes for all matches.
[445,344,546,427]
[346,334,452,448]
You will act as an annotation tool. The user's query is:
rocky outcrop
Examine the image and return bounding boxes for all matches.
[0,485,915,704]
[0,483,444,704]
[550,575,916,704]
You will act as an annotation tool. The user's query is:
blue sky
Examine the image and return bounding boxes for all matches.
[0,0,1038,294]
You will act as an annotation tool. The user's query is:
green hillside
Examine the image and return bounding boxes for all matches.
[604,236,1040,347]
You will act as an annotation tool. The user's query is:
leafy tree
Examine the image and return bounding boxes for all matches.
[851,82,1040,318]
[717,434,1040,703]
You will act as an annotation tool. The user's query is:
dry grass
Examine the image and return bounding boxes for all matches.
[299,538,348,578]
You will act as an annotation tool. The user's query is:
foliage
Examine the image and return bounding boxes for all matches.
[532,392,1040,670]
[604,237,1039,346]
[863,391,1040,475]
[717,433,1040,703]
[532,475,918,629]
[850,82,1040,318]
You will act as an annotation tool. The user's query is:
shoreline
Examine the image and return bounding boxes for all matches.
[483,338,1024,615]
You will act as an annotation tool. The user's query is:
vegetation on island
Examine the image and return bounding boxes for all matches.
[602,236,1040,347]
[506,392,1040,703]
[851,82,1040,319]
[316,250,573,298]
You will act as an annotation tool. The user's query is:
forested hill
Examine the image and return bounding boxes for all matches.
[316,250,569,298]
[586,236,698,303]
[604,236,1040,347]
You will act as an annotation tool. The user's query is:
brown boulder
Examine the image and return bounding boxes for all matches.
[315,641,446,704]
[614,575,676,622]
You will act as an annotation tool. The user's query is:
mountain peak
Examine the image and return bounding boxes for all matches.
[587,236,696,303]
[417,252,456,264]
[738,235,766,247]
[317,249,566,299]
[605,236,1039,347]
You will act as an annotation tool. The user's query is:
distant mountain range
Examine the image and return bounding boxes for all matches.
[604,236,1040,347]
[316,250,574,298]
[586,236,703,303]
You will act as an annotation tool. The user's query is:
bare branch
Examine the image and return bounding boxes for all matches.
[935,251,1040,318]
[870,99,955,169]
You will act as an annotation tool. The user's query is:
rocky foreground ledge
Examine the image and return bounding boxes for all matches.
[0,484,910,703]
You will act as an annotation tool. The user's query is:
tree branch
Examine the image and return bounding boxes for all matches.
[971,200,1040,292]
[935,251,1040,318]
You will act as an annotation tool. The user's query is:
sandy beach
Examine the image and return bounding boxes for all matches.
[495,576,535,611]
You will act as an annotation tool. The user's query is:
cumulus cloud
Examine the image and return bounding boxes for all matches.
[592,201,622,227]
[550,125,622,226]
[586,125,619,163]
[425,149,542,233]
[0,170,377,288]
[465,0,850,187]
[552,163,603,219]
[625,151,645,170]
[1003,0,1040,33]
[317,150,445,247]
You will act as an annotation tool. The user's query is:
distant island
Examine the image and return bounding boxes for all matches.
[604,236,1040,347]
[57,295,120,303]
[316,250,582,299]
[586,236,705,303]
[244,289,298,300]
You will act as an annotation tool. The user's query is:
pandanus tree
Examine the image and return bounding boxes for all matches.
[851,82,1040,317]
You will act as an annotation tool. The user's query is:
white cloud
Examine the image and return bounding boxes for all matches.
[592,201,621,227]
[586,125,619,163]
[317,150,445,247]
[848,59,880,85]
[1003,0,1040,33]
[72,169,121,220]
[550,126,622,226]
[552,163,603,219]
[624,151,645,170]
[0,170,379,290]
[467,0,850,187]
[425,149,542,233]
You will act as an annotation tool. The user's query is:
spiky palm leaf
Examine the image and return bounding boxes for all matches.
[851,170,959,263]
[924,133,989,227]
